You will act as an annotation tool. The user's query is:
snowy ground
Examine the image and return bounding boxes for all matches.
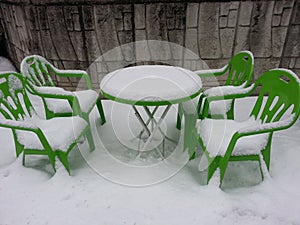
[1,97,300,225]
[0,56,16,72]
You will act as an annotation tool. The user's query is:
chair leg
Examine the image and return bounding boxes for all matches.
[219,157,230,186]
[22,151,26,166]
[226,101,235,120]
[207,157,220,184]
[56,151,70,175]
[48,152,56,172]
[197,93,206,119]
[176,103,183,130]
[258,158,264,181]
[12,131,23,157]
[96,98,106,125]
[202,98,210,118]
[86,127,95,151]
[261,133,273,170]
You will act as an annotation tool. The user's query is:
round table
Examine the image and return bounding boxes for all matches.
[100,65,202,155]
[100,65,202,106]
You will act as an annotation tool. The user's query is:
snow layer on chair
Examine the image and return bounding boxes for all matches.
[197,117,269,157]
[16,116,87,151]
[194,65,227,76]
[34,86,75,96]
[204,82,254,97]
[100,65,202,102]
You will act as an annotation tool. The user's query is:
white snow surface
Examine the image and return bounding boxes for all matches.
[0,57,16,72]
[100,65,202,102]
[0,97,300,225]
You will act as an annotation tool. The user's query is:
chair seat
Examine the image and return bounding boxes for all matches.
[16,116,88,152]
[45,90,99,114]
[196,117,269,157]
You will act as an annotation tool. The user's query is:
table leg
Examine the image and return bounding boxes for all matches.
[133,105,151,137]
[143,106,177,144]
[140,105,171,152]
[140,106,159,137]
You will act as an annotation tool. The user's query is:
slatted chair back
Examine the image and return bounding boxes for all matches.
[0,72,33,121]
[21,55,56,87]
[225,51,254,86]
[250,69,300,126]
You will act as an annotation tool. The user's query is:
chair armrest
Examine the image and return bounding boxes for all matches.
[237,115,296,136]
[194,65,227,77]
[28,84,76,101]
[205,83,255,102]
[49,65,93,89]
[26,83,82,115]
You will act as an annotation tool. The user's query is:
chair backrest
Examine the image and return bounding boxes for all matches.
[0,72,33,121]
[250,69,300,125]
[20,55,56,87]
[225,51,254,86]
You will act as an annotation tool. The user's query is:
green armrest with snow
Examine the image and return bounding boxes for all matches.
[195,51,254,120]
[20,55,105,125]
[194,69,300,187]
[0,72,95,174]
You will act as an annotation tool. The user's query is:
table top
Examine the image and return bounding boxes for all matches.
[100,65,202,106]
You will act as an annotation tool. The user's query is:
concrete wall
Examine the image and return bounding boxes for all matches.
[0,0,299,91]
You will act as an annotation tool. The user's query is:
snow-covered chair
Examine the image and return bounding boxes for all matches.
[195,69,300,186]
[195,51,254,119]
[0,72,95,174]
[20,55,105,125]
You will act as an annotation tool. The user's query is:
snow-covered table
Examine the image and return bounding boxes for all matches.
[100,65,202,155]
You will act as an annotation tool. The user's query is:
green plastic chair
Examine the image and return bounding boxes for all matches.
[195,69,300,186]
[196,51,254,120]
[0,72,95,174]
[20,55,105,125]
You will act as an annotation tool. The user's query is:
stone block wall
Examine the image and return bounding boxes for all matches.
[0,0,299,91]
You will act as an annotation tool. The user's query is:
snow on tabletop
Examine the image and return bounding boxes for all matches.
[0,56,17,72]
[197,117,269,157]
[100,65,202,102]
[16,115,87,151]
